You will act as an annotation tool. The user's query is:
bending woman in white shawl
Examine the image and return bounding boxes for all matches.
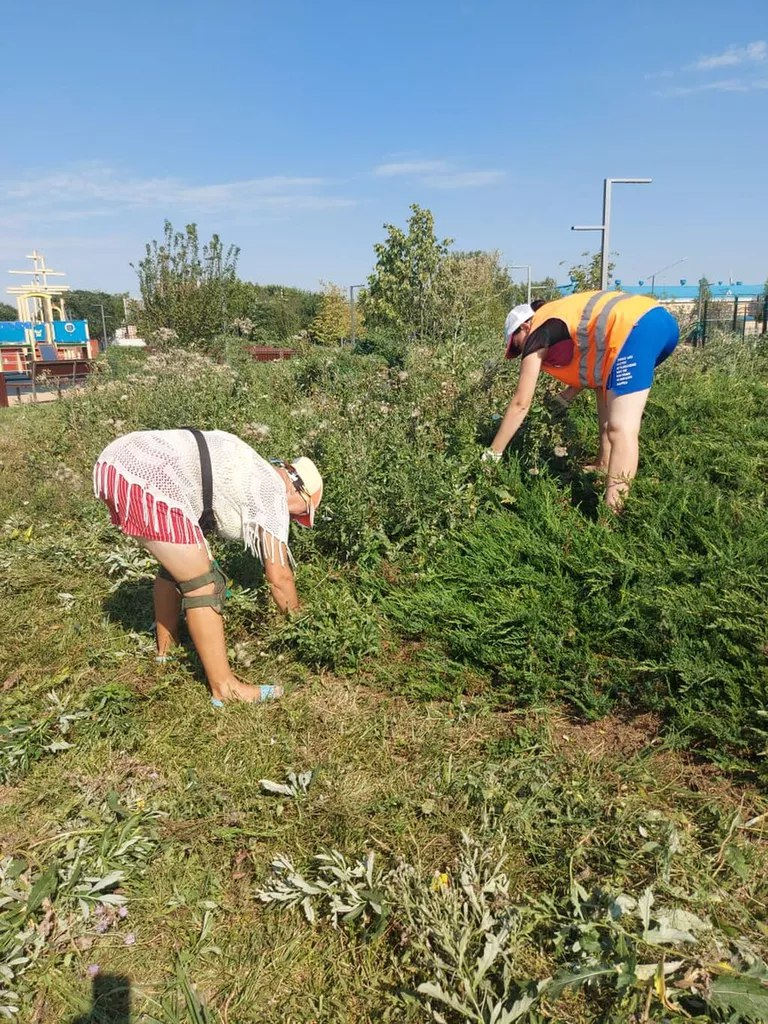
[94,429,323,705]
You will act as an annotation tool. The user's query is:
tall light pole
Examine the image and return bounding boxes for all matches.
[644,256,687,296]
[98,304,109,347]
[510,264,532,304]
[573,177,652,290]
[349,283,364,345]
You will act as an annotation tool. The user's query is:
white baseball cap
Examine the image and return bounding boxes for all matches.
[504,303,535,357]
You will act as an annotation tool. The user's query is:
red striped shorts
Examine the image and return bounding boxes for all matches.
[94,462,205,546]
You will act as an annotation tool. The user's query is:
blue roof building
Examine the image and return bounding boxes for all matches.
[557,280,765,301]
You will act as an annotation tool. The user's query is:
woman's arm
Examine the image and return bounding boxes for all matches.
[488,349,546,455]
[260,532,300,612]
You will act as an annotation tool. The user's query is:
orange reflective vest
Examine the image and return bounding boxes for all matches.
[530,291,659,389]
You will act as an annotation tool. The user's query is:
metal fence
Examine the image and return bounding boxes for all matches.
[680,296,768,346]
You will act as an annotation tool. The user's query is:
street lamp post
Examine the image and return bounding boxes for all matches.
[572,177,652,290]
[98,304,109,348]
[349,283,364,345]
[510,264,532,304]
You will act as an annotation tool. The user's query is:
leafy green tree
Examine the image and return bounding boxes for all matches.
[697,277,712,303]
[132,221,240,348]
[63,290,127,341]
[310,282,363,345]
[0,302,18,321]
[362,204,452,343]
[529,276,561,303]
[438,250,514,343]
[228,280,321,343]
[564,251,616,291]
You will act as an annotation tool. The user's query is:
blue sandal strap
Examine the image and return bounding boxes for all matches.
[210,685,283,708]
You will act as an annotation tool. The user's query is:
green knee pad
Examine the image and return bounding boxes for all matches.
[177,561,227,614]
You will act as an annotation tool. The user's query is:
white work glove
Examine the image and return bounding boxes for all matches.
[481,448,503,464]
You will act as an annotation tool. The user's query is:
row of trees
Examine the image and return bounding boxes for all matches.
[133,222,322,348]
[127,210,569,351]
[361,204,560,345]
[4,208,767,349]
[18,207,754,350]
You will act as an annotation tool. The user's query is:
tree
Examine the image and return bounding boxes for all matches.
[310,282,363,346]
[227,280,321,343]
[530,276,561,303]
[696,277,712,304]
[132,221,240,348]
[362,204,452,343]
[63,290,127,341]
[0,302,18,321]
[437,251,515,343]
[564,251,617,292]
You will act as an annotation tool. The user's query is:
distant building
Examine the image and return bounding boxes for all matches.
[613,281,765,304]
[554,278,767,339]
[557,280,765,303]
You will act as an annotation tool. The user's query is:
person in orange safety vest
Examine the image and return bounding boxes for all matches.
[484,291,679,510]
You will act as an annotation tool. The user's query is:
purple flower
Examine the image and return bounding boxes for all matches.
[94,920,109,934]
[124,932,136,945]
[118,906,129,919]
[87,964,100,978]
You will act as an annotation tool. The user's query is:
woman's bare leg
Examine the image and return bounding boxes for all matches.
[140,540,281,703]
[604,388,651,511]
[595,389,611,471]
[153,576,181,657]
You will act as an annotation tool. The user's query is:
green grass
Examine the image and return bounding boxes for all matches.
[1,334,767,1022]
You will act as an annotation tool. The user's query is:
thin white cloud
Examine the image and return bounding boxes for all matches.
[687,40,767,71]
[650,39,767,94]
[373,159,504,189]
[657,77,768,97]
[374,160,448,177]
[1,164,357,219]
[424,170,505,189]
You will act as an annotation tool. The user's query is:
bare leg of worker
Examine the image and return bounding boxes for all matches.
[140,540,280,703]
[604,388,651,511]
[595,389,611,471]
[153,575,181,657]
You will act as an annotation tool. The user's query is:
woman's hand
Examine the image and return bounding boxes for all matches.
[264,554,300,612]
[259,531,300,612]
[488,349,545,456]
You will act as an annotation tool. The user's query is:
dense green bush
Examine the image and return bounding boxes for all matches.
[10,331,768,777]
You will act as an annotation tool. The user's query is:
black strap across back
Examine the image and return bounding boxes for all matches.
[182,427,217,535]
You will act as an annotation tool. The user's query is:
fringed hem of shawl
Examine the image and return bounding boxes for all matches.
[243,521,295,570]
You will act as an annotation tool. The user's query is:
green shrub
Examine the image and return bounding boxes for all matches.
[4,333,766,773]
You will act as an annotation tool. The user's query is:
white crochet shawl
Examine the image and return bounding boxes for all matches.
[94,429,291,564]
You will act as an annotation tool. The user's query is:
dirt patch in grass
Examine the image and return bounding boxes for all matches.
[552,710,664,760]
[549,708,768,819]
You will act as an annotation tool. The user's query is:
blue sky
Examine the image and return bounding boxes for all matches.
[2,0,767,299]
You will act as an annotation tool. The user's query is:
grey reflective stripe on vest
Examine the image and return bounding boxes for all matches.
[593,293,637,386]
[576,293,605,388]
[577,293,638,388]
